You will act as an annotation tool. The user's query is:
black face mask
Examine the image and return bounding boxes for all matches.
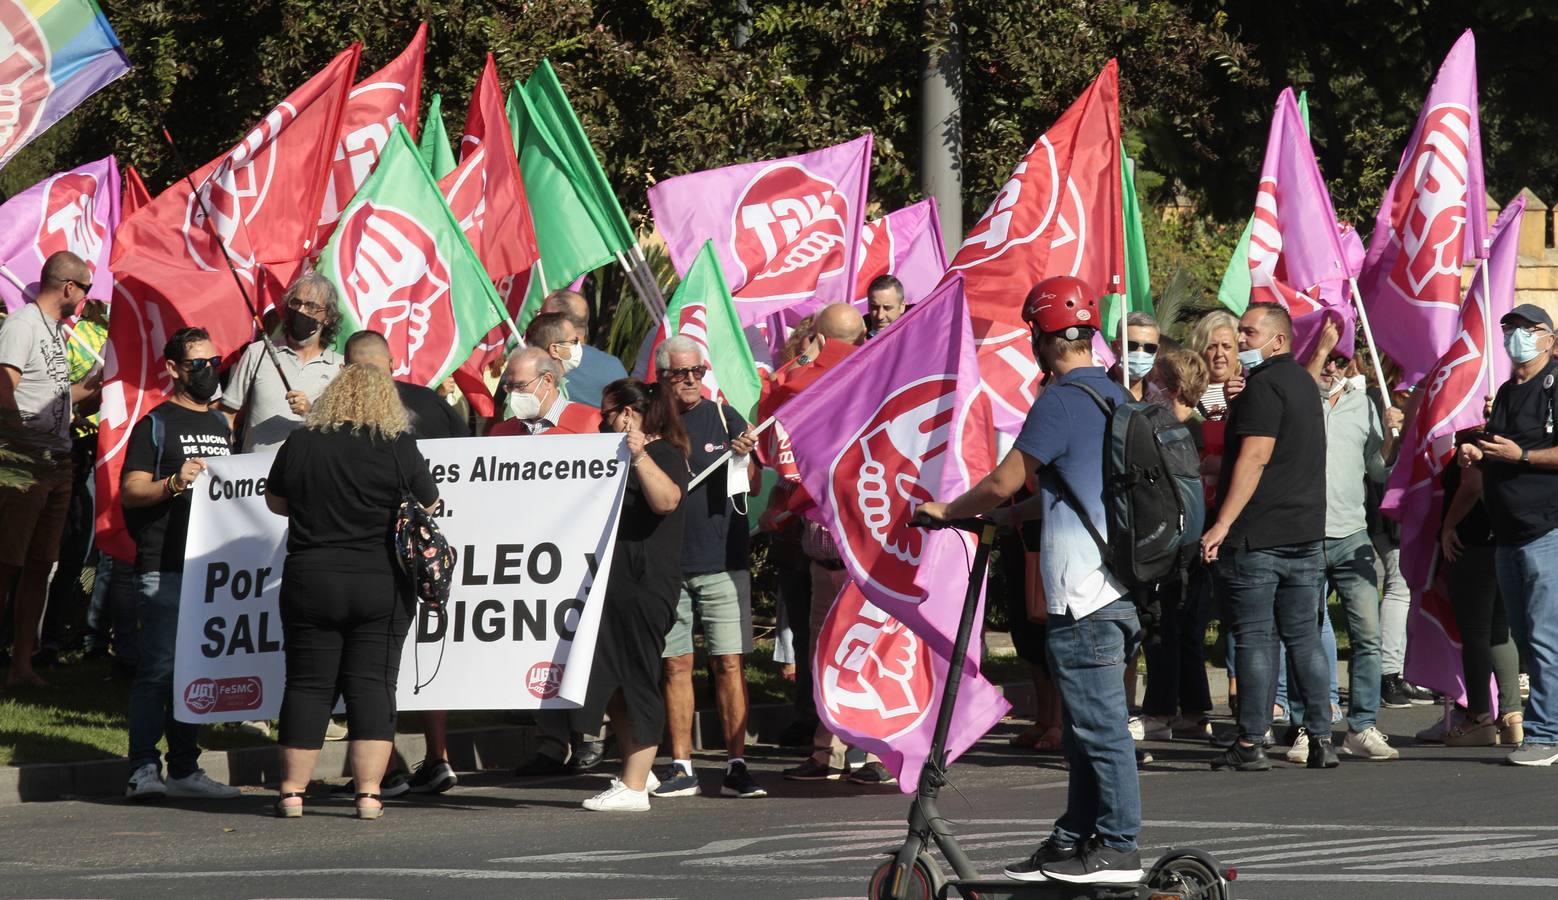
[286,308,321,343]
[182,367,221,402]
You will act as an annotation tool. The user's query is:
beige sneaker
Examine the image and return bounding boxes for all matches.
[1342,726,1400,760]
[324,719,349,742]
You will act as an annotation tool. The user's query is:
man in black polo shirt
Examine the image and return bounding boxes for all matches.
[1459,303,1558,767]
[1201,302,1337,771]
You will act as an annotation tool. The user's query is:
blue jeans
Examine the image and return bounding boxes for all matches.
[1217,542,1332,743]
[128,571,201,778]
[1273,600,1340,725]
[1046,598,1142,853]
[1290,531,1381,732]
[1496,527,1558,744]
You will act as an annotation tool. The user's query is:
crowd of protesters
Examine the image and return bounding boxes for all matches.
[3,256,1556,875]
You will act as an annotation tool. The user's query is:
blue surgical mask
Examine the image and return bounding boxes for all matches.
[1505,327,1545,364]
[1238,334,1276,370]
[1126,352,1156,381]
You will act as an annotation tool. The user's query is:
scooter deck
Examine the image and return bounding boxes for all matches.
[940,880,1167,900]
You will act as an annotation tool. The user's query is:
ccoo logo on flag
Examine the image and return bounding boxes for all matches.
[830,376,961,605]
[37,172,107,274]
[333,202,457,385]
[1384,104,1476,310]
[730,162,849,301]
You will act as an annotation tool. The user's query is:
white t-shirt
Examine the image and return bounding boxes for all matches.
[0,303,72,451]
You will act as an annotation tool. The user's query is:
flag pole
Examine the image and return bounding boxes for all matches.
[1479,243,1495,411]
[687,415,776,492]
[1348,277,1396,435]
[616,250,665,321]
[629,244,671,314]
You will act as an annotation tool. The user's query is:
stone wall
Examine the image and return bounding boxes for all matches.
[1475,189,1558,317]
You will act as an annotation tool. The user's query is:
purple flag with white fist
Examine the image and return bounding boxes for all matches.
[0,154,119,311]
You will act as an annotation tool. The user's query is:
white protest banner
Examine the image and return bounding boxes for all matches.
[173,433,628,723]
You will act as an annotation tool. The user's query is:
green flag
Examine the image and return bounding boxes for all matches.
[418,92,456,180]
[1102,143,1153,340]
[668,241,761,422]
[1218,91,1311,315]
[319,124,509,389]
[506,80,622,330]
[524,60,636,251]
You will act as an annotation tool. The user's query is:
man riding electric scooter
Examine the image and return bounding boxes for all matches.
[916,275,1142,885]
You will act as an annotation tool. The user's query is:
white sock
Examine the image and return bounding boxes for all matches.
[673,759,693,776]
[726,758,745,772]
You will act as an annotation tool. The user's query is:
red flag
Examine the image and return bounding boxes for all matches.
[944,60,1122,434]
[442,54,540,416]
[316,23,427,240]
[96,46,360,561]
[123,166,152,216]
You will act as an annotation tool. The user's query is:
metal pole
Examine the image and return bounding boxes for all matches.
[920,0,963,259]
[629,244,670,315]
[1348,277,1396,433]
[1479,257,1495,411]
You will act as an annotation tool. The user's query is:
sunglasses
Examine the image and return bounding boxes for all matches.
[658,365,708,383]
[69,279,93,294]
[180,356,222,371]
[287,299,328,315]
[1127,341,1159,354]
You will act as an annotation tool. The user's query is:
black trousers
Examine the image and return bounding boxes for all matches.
[1447,544,1521,717]
[277,561,412,749]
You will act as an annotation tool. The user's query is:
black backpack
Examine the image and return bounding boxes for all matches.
[1051,382,1206,591]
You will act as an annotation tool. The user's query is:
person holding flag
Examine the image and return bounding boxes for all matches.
[1458,304,1558,767]
[916,275,1143,886]
[222,274,344,453]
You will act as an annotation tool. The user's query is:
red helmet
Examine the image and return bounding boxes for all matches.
[1021,275,1100,338]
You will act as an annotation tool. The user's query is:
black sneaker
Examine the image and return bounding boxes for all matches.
[847,761,897,786]
[407,758,457,794]
[1307,735,1340,769]
[1403,680,1437,705]
[568,740,606,772]
[721,761,768,798]
[332,773,410,798]
[513,753,569,777]
[1381,674,1414,709]
[1041,839,1145,885]
[1003,837,1079,882]
[1210,741,1271,771]
[783,757,840,781]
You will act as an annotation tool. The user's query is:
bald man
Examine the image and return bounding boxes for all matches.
[540,289,626,407]
[0,250,101,687]
[344,331,467,441]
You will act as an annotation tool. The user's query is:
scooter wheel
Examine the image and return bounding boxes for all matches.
[867,854,944,900]
[1147,854,1222,899]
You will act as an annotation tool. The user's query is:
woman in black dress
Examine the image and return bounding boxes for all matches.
[264,363,439,820]
[577,378,690,812]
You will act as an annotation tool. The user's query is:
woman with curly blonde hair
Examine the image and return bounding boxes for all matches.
[264,363,439,820]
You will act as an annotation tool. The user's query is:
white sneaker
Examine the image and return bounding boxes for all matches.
[1127,716,1145,741]
[582,778,650,812]
[165,770,242,799]
[1136,715,1172,741]
[1285,729,1310,764]
[126,763,166,801]
[1342,726,1400,760]
[646,770,660,793]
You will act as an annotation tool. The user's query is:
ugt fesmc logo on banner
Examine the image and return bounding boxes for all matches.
[173,435,629,723]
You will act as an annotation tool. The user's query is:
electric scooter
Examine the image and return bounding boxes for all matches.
[869,514,1234,900]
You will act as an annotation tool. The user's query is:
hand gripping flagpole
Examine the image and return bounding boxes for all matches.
[686,415,776,492]
[1348,277,1396,436]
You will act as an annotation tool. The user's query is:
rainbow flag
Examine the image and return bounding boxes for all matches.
[0,0,130,170]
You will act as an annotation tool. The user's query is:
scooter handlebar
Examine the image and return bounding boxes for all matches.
[908,510,990,534]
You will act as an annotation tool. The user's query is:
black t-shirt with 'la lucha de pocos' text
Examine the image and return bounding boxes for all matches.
[123,401,233,573]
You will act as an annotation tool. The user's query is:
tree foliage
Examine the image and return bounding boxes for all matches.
[3,1,1554,318]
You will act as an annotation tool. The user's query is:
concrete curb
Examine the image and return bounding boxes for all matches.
[2,681,1042,805]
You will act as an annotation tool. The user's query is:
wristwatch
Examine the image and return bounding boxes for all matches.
[1520,448,1531,468]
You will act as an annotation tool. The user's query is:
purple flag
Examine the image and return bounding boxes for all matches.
[1360,30,1487,383]
[0,155,120,311]
[775,275,1007,788]
[1246,88,1355,363]
[853,198,948,304]
[647,135,872,326]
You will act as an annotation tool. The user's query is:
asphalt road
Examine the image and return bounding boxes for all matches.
[3,703,1554,900]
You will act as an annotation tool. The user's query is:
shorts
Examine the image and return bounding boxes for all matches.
[663,570,752,658]
[0,473,72,567]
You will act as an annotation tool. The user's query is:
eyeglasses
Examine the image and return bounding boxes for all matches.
[1126,341,1159,354]
[287,298,328,315]
[1502,324,1549,336]
[658,365,708,383]
[551,337,581,348]
[180,356,222,371]
[499,374,545,394]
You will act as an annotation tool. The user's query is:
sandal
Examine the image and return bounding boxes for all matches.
[274,790,305,818]
[354,792,384,820]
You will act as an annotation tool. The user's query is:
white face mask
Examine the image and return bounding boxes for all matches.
[1347,373,1366,392]
[560,341,583,372]
[507,386,542,421]
[1324,378,1346,398]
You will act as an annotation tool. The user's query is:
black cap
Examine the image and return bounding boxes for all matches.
[1501,303,1554,331]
